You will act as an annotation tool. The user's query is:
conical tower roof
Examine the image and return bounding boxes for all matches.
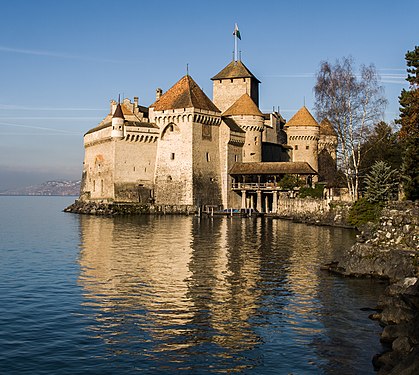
[222,93,263,117]
[211,60,261,83]
[151,75,220,112]
[319,118,337,136]
[286,106,318,127]
[113,102,125,119]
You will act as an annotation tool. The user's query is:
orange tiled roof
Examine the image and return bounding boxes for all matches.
[222,93,263,117]
[286,106,318,127]
[319,118,337,136]
[211,60,261,83]
[229,162,317,175]
[151,75,220,112]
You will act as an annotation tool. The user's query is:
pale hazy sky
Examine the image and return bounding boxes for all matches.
[0,0,417,190]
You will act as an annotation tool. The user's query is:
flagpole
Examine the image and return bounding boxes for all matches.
[235,33,238,61]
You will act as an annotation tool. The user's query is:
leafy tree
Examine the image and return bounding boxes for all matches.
[359,121,403,174]
[314,57,387,201]
[364,161,398,203]
[396,46,419,201]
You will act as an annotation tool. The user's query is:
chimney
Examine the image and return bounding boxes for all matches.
[134,96,139,106]
[156,88,163,101]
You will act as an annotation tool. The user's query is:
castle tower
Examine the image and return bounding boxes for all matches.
[111,102,125,139]
[222,93,264,163]
[149,75,222,208]
[285,106,320,173]
[211,60,260,112]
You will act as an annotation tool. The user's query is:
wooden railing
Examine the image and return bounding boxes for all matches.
[231,182,282,190]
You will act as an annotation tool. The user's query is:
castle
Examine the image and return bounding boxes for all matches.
[79,57,337,212]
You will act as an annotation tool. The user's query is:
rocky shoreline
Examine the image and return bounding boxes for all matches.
[323,201,419,374]
[66,198,419,373]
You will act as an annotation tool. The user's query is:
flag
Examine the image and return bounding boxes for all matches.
[233,23,241,40]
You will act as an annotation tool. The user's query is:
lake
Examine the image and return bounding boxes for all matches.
[0,196,386,374]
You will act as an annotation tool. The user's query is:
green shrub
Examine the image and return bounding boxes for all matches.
[348,198,383,227]
[278,174,302,190]
[299,184,325,199]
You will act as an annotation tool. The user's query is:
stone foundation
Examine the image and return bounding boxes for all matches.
[64,200,196,215]
[271,197,352,227]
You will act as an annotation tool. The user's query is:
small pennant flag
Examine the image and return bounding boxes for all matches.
[233,23,241,40]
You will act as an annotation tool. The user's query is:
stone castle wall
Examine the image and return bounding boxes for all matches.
[154,115,194,205]
[192,120,223,207]
[81,133,115,201]
[219,122,244,208]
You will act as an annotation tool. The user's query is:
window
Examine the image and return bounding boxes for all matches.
[93,180,96,192]
[206,152,210,162]
[171,153,175,160]
[295,145,299,150]
[306,145,309,150]
[235,155,238,162]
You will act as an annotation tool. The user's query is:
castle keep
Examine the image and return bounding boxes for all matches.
[80,57,337,212]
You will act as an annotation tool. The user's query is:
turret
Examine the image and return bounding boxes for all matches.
[285,106,320,172]
[222,93,264,162]
[111,102,125,139]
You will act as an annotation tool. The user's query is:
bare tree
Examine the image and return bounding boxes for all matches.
[314,57,387,201]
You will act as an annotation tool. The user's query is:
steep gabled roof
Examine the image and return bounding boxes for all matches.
[286,106,318,127]
[151,75,220,112]
[319,118,337,136]
[211,60,261,83]
[222,93,263,117]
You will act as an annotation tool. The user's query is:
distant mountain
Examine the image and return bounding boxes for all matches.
[0,180,81,196]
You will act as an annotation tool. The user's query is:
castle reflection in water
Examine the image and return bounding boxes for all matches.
[77,215,382,373]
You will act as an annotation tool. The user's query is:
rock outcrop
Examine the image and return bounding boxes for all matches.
[324,201,419,374]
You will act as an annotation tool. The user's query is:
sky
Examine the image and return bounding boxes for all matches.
[0,0,417,191]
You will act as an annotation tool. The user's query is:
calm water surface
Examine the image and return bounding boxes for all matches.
[0,196,386,374]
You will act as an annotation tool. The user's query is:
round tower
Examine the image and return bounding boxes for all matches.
[222,93,264,162]
[285,106,320,172]
[111,102,125,139]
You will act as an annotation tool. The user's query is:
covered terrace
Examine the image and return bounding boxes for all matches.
[229,162,317,212]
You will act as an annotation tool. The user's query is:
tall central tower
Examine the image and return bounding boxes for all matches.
[211,60,260,113]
